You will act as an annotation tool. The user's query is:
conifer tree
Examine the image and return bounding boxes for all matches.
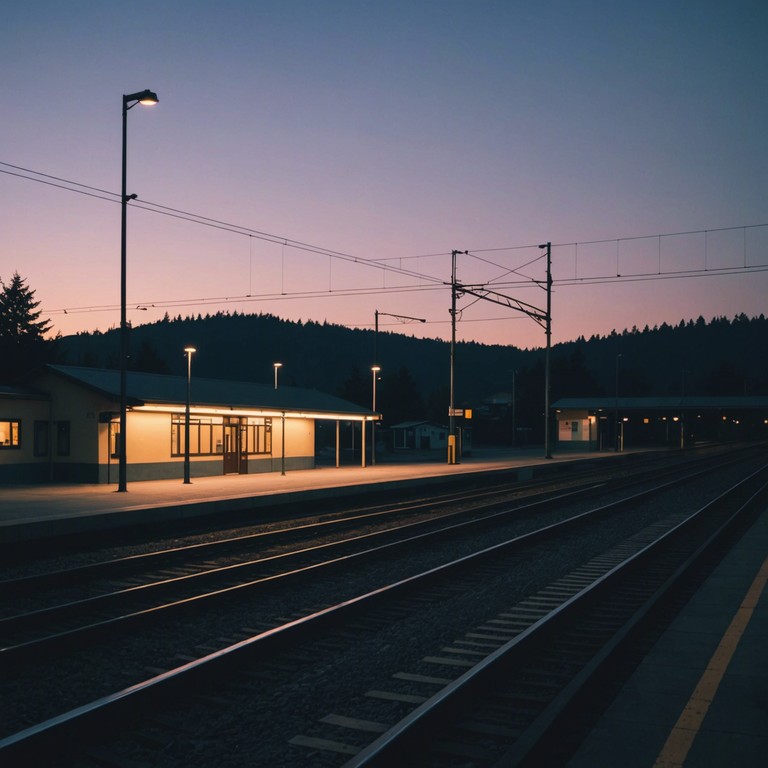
[0,272,52,339]
[0,272,55,382]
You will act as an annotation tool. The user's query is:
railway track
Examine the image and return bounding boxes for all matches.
[0,448,763,766]
[0,448,743,670]
[342,466,768,767]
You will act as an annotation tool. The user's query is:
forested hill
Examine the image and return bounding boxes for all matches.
[58,311,519,409]
[56,312,767,422]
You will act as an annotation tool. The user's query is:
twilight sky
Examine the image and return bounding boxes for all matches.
[2,1,767,351]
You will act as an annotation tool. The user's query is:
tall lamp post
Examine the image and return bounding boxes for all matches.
[615,353,622,451]
[273,362,283,389]
[118,88,159,492]
[183,347,196,483]
[371,365,381,465]
[511,369,517,447]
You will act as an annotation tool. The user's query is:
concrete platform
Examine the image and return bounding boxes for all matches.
[0,447,606,543]
[568,503,768,768]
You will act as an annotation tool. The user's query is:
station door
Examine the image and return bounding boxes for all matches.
[223,417,248,474]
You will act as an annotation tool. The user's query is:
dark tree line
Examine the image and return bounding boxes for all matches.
[57,308,766,446]
[4,274,766,446]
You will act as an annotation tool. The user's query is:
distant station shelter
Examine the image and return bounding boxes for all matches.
[553,396,768,452]
[390,421,448,451]
[0,365,377,484]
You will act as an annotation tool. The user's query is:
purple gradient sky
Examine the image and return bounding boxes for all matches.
[2,1,767,351]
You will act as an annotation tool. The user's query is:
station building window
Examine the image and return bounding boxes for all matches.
[0,419,21,448]
[171,416,223,457]
[245,417,272,455]
[170,416,272,457]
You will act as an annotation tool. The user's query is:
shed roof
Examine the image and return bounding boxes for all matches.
[41,365,373,418]
[389,421,450,432]
[553,396,768,411]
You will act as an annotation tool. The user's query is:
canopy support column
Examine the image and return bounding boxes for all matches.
[336,420,340,468]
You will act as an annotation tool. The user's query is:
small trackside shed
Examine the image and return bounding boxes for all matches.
[390,421,448,450]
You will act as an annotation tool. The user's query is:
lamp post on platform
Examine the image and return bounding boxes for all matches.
[371,365,381,465]
[118,88,158,492]
[183,346,196,483]
[615,353,622,451]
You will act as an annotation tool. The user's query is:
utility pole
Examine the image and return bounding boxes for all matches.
[448,250,467,464]
[540,242,553,459]
[441,245,551,460]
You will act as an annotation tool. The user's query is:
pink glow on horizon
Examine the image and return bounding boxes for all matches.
[2,2,767,351]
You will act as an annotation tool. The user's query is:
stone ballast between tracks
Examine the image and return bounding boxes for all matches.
[0,451,763,766]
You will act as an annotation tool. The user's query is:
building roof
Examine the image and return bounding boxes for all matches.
[0,383,48,401]
[553,396,768,411]
[42,365,373,418]
[390,421,448,430]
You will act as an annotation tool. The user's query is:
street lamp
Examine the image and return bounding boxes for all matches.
[374,309,425,367]
[183,346,196,484]
[118,88,159,492]
[371,365,381,465]
[615,353,622,451]
[274,362,283,389]
[511,369,517,447]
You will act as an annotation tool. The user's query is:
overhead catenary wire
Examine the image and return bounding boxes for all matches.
[0,161,444,287]
[3,161,767,323]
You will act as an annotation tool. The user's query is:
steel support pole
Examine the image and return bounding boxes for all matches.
[544,242,552,459]
[449,250,458,464]
[118,100,129,492]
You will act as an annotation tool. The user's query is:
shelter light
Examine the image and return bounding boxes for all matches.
[133,403,372,422]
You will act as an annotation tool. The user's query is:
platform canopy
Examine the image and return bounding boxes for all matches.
[44,365,376,422]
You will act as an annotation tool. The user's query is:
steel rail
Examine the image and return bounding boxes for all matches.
[1,445,744,613]
[341,466,768,767]
[0,443,741,597]
[1,450,737,664]
[0,461,617,597]
[0,458,756,762]
[0,481,605,664]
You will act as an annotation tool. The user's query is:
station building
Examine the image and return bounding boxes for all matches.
[553,396,768,452]
[0,365,377,484]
